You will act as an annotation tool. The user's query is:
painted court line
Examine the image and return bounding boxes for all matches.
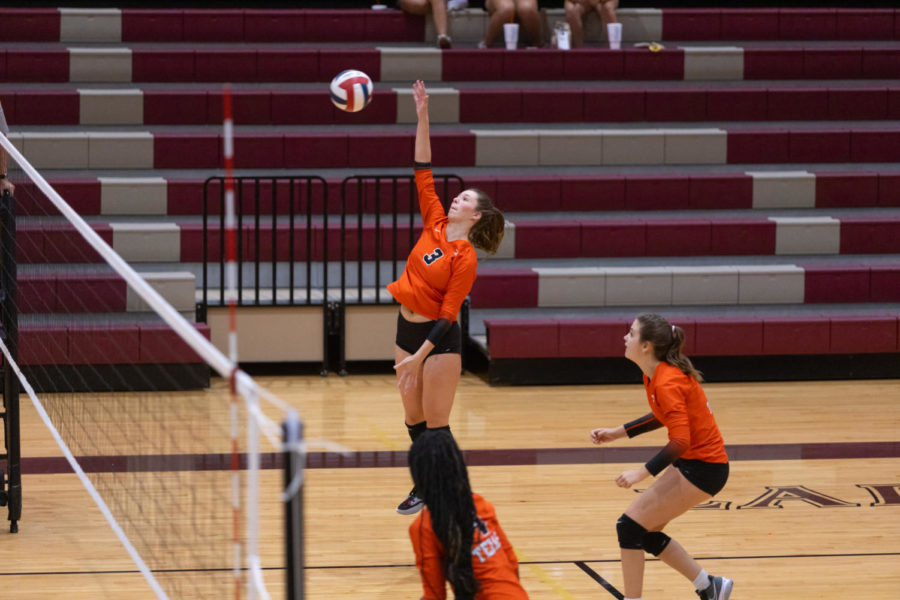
[576,561,624,599]
[21,441,900,474]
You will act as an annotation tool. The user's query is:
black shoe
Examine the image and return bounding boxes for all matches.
[696,575,733,600]
[396,488,424,515]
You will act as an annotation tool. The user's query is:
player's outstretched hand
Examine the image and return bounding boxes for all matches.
[591,426,624,445]
[412,79,428,118]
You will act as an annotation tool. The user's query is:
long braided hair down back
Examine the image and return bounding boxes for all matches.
[409,429,481,600]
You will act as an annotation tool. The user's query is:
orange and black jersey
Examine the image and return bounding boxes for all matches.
[625,362,728,475]
[410,493,529,600]
[387,167,478,323]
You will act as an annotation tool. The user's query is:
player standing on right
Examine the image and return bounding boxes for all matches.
[590,313,732,600]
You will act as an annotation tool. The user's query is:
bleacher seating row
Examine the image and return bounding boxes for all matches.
[15,263,898,312]
[5,7,899,43]
[9,127,900,169]
[472,263,900,308]
[16,215,900,263]
[17,172,900,217]
[485,314,900,358]
[17,272,195,313]
[5,46,900,83]
[14,322,209,366]
[5,85,900,126]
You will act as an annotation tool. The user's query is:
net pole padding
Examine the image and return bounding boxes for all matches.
[0,132,234,380]
[283,410,304,600]
[223,84,243,600]
[0,189,21,533]
[0,335,171,600]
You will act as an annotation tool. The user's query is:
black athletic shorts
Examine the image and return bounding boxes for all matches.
[674,458,729,496]
[395,311,462,357]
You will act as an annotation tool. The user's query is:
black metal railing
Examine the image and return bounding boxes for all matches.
[202,176,329,308]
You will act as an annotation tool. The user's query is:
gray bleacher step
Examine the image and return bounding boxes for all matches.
[468,303,900,337]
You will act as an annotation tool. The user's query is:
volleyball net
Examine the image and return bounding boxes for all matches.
[0,118,304,599]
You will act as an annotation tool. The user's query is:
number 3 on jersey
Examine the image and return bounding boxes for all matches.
[423,248,444,265]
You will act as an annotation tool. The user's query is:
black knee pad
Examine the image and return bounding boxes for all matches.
[616,514,646,550]
[642,531,671,556]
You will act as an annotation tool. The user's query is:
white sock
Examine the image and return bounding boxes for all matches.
[624,597,642,600]
[692,569,710,591]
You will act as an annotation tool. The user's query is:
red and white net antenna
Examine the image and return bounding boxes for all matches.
[223,84,242,600]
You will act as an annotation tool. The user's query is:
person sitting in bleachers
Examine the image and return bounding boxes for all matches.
[565,0,618,48]
[398,0,455,48]
[480,0,542,48]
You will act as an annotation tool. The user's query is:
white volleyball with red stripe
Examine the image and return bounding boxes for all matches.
[330,69,374,112]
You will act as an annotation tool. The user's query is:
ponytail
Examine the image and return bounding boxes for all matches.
[468,188,505,254]
[636,314,704,382]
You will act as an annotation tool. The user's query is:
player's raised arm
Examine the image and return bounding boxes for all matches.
[413,80,431,164]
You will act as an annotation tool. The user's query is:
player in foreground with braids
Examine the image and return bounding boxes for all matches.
[408,429,529,600]
[590,314,732,600]
[389,80,505,515]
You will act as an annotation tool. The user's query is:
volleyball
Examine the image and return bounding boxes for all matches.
[330,69,374,113]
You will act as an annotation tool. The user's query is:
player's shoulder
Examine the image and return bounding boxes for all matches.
[656,363,691,387]
[409,509,430,536]
[473,493,496,517]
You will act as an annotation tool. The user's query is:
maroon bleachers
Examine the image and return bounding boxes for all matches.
[485,315,900,360]
[28,171,899,219]
[4,8,898,44]
[17,322,210,365]
[470,262,900,310]
[6,46,900,84]
[16,215,900,264]
[8,86,900,127]
[663,8,899,41]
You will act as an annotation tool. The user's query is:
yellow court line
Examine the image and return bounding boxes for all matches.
[515,549,578,600]
[367,421,402,452]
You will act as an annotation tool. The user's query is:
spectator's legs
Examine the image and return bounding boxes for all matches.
[599,0,619,28]
[565,0,588,48]
[514,0,542,46]
[431,0,450,44]
[398,0,449,39]
[484,0,515,48]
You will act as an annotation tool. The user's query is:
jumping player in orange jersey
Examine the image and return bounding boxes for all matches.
[409,429,529,600]
[389,80,505,515]
[590,313,733,600]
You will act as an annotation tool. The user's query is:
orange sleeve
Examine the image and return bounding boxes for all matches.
[438,249,477,322]
[495,520,520,578]
[410,515,447,600]
[415,168,446,229]
[655,379,692,448]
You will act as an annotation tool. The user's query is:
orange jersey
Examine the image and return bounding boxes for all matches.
[387,168,478,322]
[410,493,529,600]
[643,362,728,464]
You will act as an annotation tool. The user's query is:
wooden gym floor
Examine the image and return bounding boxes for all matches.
[1,373,898,599]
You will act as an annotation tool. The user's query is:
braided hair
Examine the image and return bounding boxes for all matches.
[409,429,481,600]
[636,313,704,382]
